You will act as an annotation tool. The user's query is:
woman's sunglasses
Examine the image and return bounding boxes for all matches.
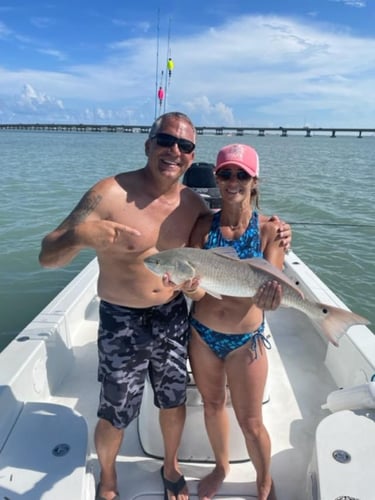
[216,169,253,181]
[150,132,195,154]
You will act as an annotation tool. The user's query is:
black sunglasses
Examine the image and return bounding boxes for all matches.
[150,132,195,154]
[216,169,252,181]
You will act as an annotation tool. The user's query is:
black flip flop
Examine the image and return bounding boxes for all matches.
[160,466,187,500]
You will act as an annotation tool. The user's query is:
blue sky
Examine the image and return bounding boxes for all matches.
[0,0,374,127]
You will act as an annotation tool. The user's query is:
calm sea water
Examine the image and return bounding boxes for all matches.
[0,130,374,351]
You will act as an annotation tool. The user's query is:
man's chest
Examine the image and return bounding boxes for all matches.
[112,202,194,250]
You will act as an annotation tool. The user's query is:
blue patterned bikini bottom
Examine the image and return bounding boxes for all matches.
[190,316,271,359]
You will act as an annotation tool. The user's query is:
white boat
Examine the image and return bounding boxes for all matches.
[1,165,375,500]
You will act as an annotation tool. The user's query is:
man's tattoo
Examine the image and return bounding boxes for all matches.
[60,189,102,228]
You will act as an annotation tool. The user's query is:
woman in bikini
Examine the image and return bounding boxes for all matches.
[185,143,286,500]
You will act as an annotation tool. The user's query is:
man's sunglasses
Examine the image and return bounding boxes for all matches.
[150,132,195,154]
[216,169,253,181]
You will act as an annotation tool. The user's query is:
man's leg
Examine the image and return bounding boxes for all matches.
[159,405,189,500]
[152,293,190,499]
[95,418,123,500]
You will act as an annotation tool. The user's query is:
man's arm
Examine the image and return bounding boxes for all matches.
[39,188,103,268]
[261,214,292,251]
[252,219,287,311]
[39,186,140,268]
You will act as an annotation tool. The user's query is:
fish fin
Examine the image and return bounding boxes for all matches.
[208,247,240,260]
[244,257,304,299]
[315,303,370,347]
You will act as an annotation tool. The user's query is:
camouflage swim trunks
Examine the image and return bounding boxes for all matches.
[97,293,190,429]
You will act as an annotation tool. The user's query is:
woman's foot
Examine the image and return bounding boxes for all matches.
[198,465,229,500]
[258,478,276,500]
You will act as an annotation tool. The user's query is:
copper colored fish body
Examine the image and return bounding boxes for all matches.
[144,247,370,346]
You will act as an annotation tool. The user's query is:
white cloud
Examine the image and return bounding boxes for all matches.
[37,48,66,61]
[112,18,151,33]
[18,83,64,109]
[0,20,12,38]
[0,84,65,122]
[30,17,56,29]
[0,14,375,126]
[329,0,366,7]
[184,96,235,126]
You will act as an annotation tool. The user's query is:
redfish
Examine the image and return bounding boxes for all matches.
[144,247,369,347]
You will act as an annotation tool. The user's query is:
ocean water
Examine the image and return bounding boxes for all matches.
[0,130,374,351]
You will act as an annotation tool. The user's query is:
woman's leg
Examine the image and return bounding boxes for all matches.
[189,328,230,499]
[226,341,274,500]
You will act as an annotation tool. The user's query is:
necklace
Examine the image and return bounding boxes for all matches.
[223,210,252,231]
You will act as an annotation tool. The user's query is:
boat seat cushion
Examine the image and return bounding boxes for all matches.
[0,402,88,499]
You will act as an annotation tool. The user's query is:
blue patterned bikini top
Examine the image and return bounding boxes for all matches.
[203,210,263,259]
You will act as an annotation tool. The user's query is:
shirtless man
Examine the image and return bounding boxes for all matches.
[39,112,291,500]
[39,112,210,500]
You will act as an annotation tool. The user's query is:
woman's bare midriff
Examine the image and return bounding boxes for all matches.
[193,295,264,334]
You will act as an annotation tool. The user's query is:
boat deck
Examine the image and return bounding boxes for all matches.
[49,298,336,500]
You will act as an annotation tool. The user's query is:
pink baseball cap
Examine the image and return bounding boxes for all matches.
[215,144,259,177]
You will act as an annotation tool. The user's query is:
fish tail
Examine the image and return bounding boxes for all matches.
[316,303,370,347]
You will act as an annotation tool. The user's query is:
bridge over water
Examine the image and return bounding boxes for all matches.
[0,123,374,138]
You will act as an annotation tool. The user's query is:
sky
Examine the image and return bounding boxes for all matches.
[0,0,374,127]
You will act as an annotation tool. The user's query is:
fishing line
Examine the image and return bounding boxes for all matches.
[163,17,172,113]
[289,222,374,227]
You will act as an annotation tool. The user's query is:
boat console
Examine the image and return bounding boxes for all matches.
[182,162,222,209]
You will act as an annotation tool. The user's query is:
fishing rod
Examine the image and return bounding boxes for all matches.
[289,222,374,227]
[154,9,161,119]
[163,17,172,113]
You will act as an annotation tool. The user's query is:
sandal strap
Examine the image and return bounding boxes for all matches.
[161,466,187,495]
